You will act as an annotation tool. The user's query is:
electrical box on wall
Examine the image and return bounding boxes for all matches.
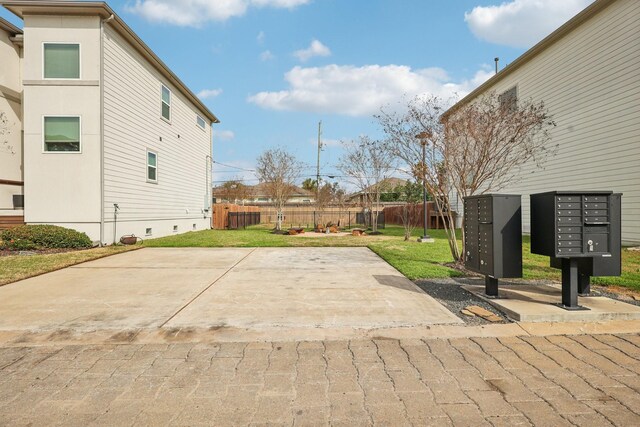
[464,194,522,297]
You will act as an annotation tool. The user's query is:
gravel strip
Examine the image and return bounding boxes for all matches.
[414,278,510,325]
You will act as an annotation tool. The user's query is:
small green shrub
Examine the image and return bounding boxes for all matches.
[0,225,92,250]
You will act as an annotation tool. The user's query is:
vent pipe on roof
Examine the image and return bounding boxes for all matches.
[494,57,499,74]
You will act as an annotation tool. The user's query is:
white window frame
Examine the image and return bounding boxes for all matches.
[42,42,81,80]
[147,150,158,183]
[161,84,171,122]
[42,115,82,154]
[196,115,206,130]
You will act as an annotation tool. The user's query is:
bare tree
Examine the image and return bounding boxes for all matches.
[255,148,304,231]
[396,180,423,241]
[378,93,555,262]
[218,180,249,204]
[315,182,333,227]
[337,136,394,233]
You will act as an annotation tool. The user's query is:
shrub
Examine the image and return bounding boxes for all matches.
[0,225,92,250]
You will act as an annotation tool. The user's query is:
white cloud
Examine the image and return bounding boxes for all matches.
[197,88,223,99]
[257,30,265,44]
[214,129,235,141]
[293,39,331,62]
[465,0,593,48]
[260,50,275,61]
[126,0,310,27]
[248,64,493,117]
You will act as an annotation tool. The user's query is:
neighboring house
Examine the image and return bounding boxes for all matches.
[0,17,23,230]
[346,177,408,205]
[444,0,640,245]
[0,1,219,243]
[213,183,315,205]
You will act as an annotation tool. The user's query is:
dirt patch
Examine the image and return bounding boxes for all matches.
[0,248,85,257]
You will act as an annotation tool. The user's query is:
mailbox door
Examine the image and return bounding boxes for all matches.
[464,199,480,271]
[478,223,493,275]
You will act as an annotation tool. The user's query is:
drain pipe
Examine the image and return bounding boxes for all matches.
[113,203,119,244]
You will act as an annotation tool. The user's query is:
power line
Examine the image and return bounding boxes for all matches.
[212,160,256,172]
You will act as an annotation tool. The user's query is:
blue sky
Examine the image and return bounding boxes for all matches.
[0,0,593,186]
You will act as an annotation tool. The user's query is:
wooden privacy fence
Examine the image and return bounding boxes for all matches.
[211,204,260,229]
[383,202,457,229]
[257,206,363,228]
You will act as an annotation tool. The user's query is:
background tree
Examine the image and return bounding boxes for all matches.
[255,148,305,231]
[396,180,423,241]
[301,178,318,192]
[315,182,333,226]
[378,93,555,261]
[337,136,394,233]
[218,180,249,204]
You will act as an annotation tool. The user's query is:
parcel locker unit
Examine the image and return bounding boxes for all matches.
[464,194,522,297]
[530,191,622,309]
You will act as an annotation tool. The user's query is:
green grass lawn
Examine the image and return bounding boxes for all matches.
[0,245,141,287]
[146,224,640,291]
[2,224,638,292]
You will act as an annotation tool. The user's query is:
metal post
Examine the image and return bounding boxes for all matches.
[578,273,591,295]
[485,276,499,298]
[560,258,588,310]
[423,139,428,238]
[415,131,433,243]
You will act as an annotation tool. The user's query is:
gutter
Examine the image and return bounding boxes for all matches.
[99,14,114,245]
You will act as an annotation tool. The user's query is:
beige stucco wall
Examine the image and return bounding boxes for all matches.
[0,24,23,212]
[21,15,101,239]
[453,0,640,245]
[102,25,212,243]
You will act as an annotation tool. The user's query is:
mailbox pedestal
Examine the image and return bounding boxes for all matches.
[464,194,522,297]
[531,192,622,310]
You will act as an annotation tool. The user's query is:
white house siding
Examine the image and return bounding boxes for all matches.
[21,15,102,239]
[0,23,22,213]
[102,25,212,243]
[453,0,640,245]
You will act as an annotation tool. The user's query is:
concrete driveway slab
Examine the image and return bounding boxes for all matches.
[166,247,462,329]
[0,248,253,332]
[0,247,460,334]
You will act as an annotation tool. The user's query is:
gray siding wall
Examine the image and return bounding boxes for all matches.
[102,25,212,242]
[458,0,640,244]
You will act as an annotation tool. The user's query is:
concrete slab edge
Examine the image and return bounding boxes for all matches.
[2,319,640,347]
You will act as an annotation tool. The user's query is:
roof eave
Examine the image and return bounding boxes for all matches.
[0,15,22,34]
[443,0,616,118]
[1,0,220,124]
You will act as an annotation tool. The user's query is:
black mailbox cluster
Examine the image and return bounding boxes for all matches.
[531,191,622,309]
[464,194,522,297]
[463,191,621,310]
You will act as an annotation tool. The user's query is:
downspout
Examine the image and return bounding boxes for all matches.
[99,14,114,246]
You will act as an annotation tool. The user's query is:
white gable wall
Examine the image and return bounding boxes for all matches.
[102,25,212,243]
[455,0,640,244]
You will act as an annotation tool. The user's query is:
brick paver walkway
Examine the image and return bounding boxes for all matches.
[1,334,639,426]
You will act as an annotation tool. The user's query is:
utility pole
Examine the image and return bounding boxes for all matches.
[317,121,322,188]
[315,121,322,227]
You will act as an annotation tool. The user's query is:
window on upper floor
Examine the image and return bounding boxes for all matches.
[44,116,80,152]
[147,150,158,182]
[44,43,80,79]
[161,85,171,121]
[499,86,518,112]
[196,115,206,129]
